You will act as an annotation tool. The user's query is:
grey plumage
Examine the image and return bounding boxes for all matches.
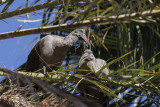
[78,49,110,77]
[78,49,110,106]
[25,29,91,73]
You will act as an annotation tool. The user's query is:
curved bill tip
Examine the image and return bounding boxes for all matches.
[78,59,83,67]
[82,35,91,50]
[78,54,86,67]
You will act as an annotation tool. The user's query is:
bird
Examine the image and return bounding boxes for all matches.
[24,29,91,73]
[78,49,110,106]
[78,49,110,77]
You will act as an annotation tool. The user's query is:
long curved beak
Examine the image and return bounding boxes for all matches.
[78,53,89,67]
[82,35,91,50]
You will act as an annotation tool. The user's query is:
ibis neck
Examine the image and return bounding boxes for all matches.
[64,34,79,47]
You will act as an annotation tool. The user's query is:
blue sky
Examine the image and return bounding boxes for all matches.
[0,0,51,69]
[0,1,49,80]
[0,1,146,106]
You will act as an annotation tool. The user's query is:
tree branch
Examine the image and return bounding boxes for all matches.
[0,70,76,81]
[0,9,160,40]
[0,67,100,107]
[0,0,61,20]
[0,67,160,94]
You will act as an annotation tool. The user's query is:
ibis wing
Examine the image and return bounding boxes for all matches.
[25,41,41,72]
[95,59,110,77]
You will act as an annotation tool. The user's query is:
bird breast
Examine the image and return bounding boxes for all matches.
[39,35,68,66]
[78,61,92,75]
[79,59,110,77]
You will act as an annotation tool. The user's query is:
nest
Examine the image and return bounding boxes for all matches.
[0,80,73,107]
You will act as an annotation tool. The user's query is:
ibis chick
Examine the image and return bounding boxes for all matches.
[78,49,110,106]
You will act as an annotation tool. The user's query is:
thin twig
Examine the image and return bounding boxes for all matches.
[0,1,62,20]
[71,78,84,94]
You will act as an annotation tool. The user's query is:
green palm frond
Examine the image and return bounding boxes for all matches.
[1,0,160,106]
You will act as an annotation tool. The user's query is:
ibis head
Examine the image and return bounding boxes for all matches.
[78,49,94,67]
[70,29,91,49]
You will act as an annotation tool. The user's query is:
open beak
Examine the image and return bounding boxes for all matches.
[81,34,91,50]
[78,53,89,67]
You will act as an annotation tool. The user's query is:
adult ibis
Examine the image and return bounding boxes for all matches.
[25,29,91,73]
